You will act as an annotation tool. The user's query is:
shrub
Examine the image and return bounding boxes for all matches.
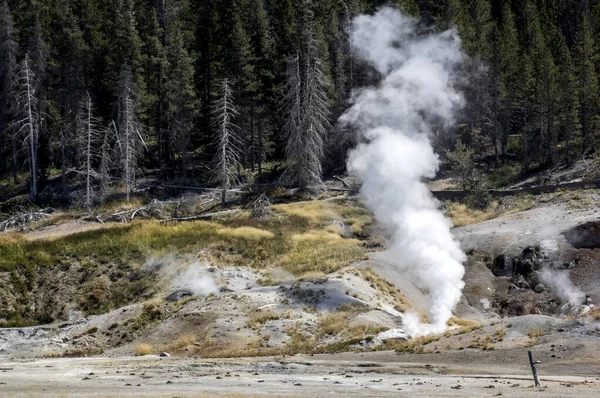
[528,328,544,338]
[134,343,153,356]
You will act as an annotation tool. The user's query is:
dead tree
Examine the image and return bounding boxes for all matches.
[117,64,146,201]
[99,123,115,197]
[251,192,272,219]
[212,78,242,205]
[283,3,330,192]
[14,54,40,198]
[76,92,104,211]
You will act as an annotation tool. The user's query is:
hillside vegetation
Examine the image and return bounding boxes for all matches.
[0,197,372,326]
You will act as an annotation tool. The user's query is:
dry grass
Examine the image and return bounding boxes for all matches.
[0,197,375,326]
[134,343,153,356]
[382,334,441,354]
[355,267,412,312]
[528,328,544,338]
[280,230,367,275]
[274,198,373,237]
[30,212,81,230]
[446,202,501,227]
[447,317,481,328]
[297,271,328,283]
[317,304,376,338]
[325,222,345,235]
[0,233,25,244]
[98,197,146,213]
[319,312,349,336]
[446,195,534,227]
[172,334,197,350]
[274,201,338,226]
[246,310,281,330]
[217,226,275,240]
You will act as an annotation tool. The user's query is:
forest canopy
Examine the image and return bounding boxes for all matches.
[1,0,600,202]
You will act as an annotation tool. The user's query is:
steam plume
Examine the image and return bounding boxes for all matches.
[341,7,466,335]
[171,261,220,297]
[539,268,585,307]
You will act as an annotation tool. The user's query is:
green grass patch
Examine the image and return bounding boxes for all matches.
[0,199,370,275]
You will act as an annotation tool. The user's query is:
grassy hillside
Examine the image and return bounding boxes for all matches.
[0,198,374,326]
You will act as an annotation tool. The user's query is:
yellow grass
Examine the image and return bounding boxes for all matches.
[319,312,348,335]
[281,231,367,275]
[0,233,25,244]
[447,317,481,328]
[446,195,534,227]
[446,202,500,227]
[356,267,412,312]
[217,226,275,240]
[134,343,153,356]
[172,334,197,349]
[325,222,345,236]
[247,310,281,330]
[274,201,338,225]
[291,230,343,242]
[528,328,544,338]
[318,304,372,337]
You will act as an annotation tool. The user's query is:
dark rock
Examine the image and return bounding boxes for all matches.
[165,290,194,302]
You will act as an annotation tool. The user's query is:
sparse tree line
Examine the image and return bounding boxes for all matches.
[3,0,600,206]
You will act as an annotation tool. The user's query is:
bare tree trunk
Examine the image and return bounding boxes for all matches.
[24,58,38,197]
[258,117,263,174]
[11,132,18,184]
[118,65,145,202]
[213,78,241,206]
[85,95,93,210]
[61,132,67,199]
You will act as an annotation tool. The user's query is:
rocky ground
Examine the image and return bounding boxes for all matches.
[1,186,600,396]
[1,344,599,397]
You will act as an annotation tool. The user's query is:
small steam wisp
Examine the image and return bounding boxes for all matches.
[539,268,585,307]
[341,7,466,335]
[171,261,219,297]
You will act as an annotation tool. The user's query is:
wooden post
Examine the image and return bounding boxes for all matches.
[528,351,541,387]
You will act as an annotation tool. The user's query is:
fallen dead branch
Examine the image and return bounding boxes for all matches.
[0,208,53,231]
[166,209,241,222]
[332,175,352,189]
[251,193,272,219]
[99,200,165,223]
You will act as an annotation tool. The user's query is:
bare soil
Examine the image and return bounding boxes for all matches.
[1,344,599,397]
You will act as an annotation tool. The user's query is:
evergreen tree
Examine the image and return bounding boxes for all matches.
[165,20,198,178]
[555,33,582,164]
[573,17,600,154]
[498,3,523,156]
[0,0,18,180]
[137,5,166,166]
[247,0,276,173]
[525,0,557,166]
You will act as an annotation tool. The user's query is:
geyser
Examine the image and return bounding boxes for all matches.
[341,7,466,335]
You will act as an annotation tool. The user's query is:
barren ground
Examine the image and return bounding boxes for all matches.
[1,345,599,397]
[2,188,600,396]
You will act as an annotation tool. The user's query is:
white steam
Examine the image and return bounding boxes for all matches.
[341,7,466,335]
[171,261,220,297]
[539,268,585,307]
